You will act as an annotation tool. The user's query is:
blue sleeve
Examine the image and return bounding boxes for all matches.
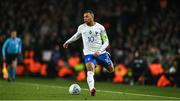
[2,39,9,57]
[18,38,22,53]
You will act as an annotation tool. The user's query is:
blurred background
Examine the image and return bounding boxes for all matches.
[0,0,180,87]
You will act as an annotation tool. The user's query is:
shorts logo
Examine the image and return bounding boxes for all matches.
[105,58,111,64]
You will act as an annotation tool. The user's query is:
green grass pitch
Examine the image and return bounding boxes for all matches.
[0,77,180,100]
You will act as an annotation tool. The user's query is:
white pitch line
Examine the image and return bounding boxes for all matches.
[96,89,180,100]
[15,82,180,100]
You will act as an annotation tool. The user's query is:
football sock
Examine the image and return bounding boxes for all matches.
[87,71,95,91]
[8,67,12,80]
[12,67,16,80]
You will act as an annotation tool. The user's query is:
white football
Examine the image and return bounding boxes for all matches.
[69,84,81,95]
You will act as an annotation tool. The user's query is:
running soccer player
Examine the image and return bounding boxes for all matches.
[2,30,22,82]
[63,10,114,96]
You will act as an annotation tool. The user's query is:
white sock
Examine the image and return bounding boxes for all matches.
[87,71,95,91]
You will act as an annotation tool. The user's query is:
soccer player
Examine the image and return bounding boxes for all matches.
[2,30,22,82]
[63,10,114,96]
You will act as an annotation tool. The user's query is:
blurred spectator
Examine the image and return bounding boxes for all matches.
[47,44,61,78]
[129,51,147,85]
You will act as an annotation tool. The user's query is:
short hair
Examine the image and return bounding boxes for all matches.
[83,10,94,15]
[83,10,94,18]
[9,29,17,32]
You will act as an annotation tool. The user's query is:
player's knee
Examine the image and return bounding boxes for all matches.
[86,62,95,71]
[12,60,17,68]
[108,65,114,73]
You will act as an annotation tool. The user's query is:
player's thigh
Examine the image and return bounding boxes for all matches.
[84,55,96,71]
[97,53,114,72]
[11,54,18,68]
[12,58,17,68]
[108,63,114,73]
[6,54,13,66]
[86,62,95,71]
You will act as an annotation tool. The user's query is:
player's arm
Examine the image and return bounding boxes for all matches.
[94,27,109,57]
[18,38,22,54]
[2,39,9,60]
[99,27,109,52]
[17,38,23,61]
[63,27,81,48]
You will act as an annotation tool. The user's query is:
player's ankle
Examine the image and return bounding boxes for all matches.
[90,88,96,96]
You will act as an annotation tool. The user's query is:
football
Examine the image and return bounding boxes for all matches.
[69,84,81,95]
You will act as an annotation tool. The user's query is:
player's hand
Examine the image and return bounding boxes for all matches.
[93,51,100,57]
[63,42,69,48]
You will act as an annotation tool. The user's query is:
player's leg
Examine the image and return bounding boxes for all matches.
[11,58,17,81]
[84,55,96,96]
[7,54,18,82]
[86,62,95,90]
[107,63,114,73]
[86,62,96,96]
[97,52,114,73]
[7,66,12,82]
[6,55,13,81]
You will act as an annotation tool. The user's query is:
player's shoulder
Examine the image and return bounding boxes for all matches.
[95,22,105,30]
[5,37,12,42]
[16,37,22,41]
[6,38,11,41]
[95,22,102,26]
[78,23,86,29]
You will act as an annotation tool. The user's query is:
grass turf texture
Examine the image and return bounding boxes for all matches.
[0,77,180,100]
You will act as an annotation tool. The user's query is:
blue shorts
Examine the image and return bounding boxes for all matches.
[84,52,113,69]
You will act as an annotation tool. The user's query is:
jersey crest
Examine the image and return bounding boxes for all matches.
[89,30,92,34]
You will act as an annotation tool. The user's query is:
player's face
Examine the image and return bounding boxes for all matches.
[83,13,94,24]
[11,31,17,38]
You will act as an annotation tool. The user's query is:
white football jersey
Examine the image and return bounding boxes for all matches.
[65,22,109,55]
